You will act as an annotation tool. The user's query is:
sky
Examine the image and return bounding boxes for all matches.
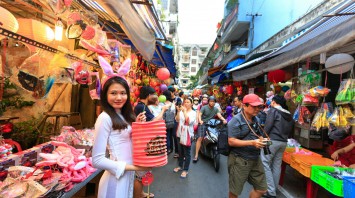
[178,0,225,45]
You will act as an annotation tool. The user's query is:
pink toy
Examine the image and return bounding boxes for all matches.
[34,141,96,185]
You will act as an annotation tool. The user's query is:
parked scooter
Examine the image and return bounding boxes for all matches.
[200,119,224,172]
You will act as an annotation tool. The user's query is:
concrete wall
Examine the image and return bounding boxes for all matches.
[238,0,324,50]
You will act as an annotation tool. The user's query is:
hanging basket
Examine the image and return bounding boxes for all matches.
[131,120,167,167]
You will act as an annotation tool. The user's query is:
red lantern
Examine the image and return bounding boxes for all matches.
[156,68,170,80]
[284,71,293,82]
[132,120,167,167]
[226,85,233,95]
[267,70,286,83]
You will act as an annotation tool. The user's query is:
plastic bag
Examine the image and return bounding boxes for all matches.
[309,86,331,97]
[335,79,354,105]
[342,106,355,126]
[311,105,330,131]
[302,93,319,106]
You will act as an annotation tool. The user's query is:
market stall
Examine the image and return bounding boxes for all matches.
[0,0,174,197]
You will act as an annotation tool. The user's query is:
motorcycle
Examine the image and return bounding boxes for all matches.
[200,119,224,172]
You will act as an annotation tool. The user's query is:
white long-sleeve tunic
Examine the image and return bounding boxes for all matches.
[92,112,134,198]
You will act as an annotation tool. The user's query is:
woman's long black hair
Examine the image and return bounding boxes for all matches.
[100,76,136,130]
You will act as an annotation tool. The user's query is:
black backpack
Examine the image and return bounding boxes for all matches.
[163,107,175,129]
[217,125,230,156]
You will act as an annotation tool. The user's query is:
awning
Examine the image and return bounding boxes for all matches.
[220,47,249,66]
[231,1,355,81]
[124,39,176,77]
[155,44,177,77]
[226,58,245,70]
[211,73,227,85]
[90,0,156,61]
[196,84,208,89]
[227,53,274,73]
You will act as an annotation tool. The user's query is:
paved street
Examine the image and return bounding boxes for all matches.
[149,143,286,198]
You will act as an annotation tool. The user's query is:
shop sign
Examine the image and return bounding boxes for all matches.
[213,54,223,67]
[281,27,310,46]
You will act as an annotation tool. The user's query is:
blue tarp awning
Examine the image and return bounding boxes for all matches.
[226,58,245,70]
[123,39,176,77]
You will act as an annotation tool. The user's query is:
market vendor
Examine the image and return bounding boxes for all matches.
[331,135,355,168]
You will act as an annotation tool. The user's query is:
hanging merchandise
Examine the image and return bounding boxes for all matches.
[156,68,170,81]
[309,86,331,97]
[342,105,355,126]
[328,107,348,127]
[16,18,55,52]
[284,89,297,101]
[108,39,120,63]
[311,104,331,131]
[293,105,311,125]
[302,93,319,106]
[158,95,166,103]
[267,70,286,83]
[299,71,321,94]
[73,62,91,85]
[89,72,101,100]
[10,51,55,98]
[335,79,354,105]
[0,6,19,41]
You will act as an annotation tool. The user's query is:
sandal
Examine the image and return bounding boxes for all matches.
[173,167,182,173]
[142,192,155,198]
[173,153,179,158]
[192,157,199,163]
[180,171,188,178]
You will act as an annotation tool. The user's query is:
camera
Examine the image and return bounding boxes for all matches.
[176,100,182,107]
[262,140,272,155]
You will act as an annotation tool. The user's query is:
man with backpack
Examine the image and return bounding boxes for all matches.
[162,90,177,155]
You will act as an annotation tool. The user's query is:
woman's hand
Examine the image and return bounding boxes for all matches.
[136,112,146,122]
[181,106,186,112]
[135,166,152,171]
[331,151,339,160]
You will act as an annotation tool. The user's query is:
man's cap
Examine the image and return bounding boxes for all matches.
[243,94,263,106]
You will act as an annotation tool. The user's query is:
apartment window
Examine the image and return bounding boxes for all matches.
[191,59,197,64]
[192,47,197,56]
[191,67,196,72]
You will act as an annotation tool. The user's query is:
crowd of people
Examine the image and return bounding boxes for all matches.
[91,76,299,198]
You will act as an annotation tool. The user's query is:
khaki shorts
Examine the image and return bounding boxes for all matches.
[228,154,267,195]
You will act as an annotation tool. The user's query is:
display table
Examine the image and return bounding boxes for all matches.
[60,169,103,198]
[279,150,333,198]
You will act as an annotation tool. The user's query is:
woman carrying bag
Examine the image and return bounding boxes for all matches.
[173,98,196,178]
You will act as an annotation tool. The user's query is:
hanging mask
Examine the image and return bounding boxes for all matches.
[75,69,90,85]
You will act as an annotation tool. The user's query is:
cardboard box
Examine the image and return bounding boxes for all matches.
[15,147,41,167]
[0,154,21,181]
